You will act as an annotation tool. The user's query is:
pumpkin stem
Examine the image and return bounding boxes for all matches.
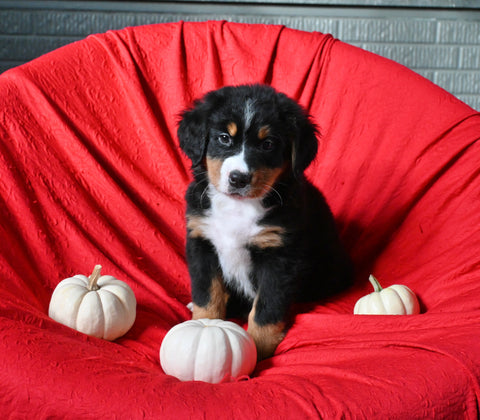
[88,265,102,291]
[368,275,383,292]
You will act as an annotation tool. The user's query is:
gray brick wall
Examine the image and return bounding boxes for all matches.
[1,1,479,110]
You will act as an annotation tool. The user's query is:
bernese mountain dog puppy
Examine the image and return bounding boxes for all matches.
[178,84,353,360]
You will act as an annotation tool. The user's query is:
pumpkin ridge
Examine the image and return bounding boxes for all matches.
[390,285,418,314]
[192,326,207,380]
[383,288,406,314]
[100,295,106,338]
[221,327,234,376]
[228,328,248,377]
[76,291,104,336]
[49,281,85,329]
[98,288,136,340]
[70,276,90,286]
[100,282,136,309]
[371,294,387,314]
[100,288,128,310]
[391,288,402,304]
[98,277,130,289]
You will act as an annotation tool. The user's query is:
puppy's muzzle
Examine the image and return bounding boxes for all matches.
[228,170,252,190]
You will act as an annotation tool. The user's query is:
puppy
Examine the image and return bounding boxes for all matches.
[178,84,353,359]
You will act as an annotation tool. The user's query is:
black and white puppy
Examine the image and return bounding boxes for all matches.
[178,84,353,359]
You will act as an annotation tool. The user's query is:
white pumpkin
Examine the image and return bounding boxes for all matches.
[354,275,420,315]
[160,318,257,383]
[49,265,136,340]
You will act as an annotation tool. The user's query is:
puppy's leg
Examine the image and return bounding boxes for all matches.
[192,275,228,320]
[247,294,287,360]
[186,236,229,320]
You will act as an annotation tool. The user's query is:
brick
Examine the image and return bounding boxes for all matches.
[0,9,340,42]
[340,18,437,43]
[271,17,339,34]
[15,10,340,37]
[133,13,182,26]
[32,11,138,36]
[437,20,480,44]
[0,61,23,74]
[136,13,340,34]
[459,46,480,69]
[0,11,34,35]
[0,35,80,61]
[415,69,436,82]
[435,71,480,94]
[361,43,460,69]
[456,95,480,111]
[0,10,139,37]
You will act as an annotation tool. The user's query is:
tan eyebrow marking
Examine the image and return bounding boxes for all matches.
[258,125,271,140]
[227,122,237,137]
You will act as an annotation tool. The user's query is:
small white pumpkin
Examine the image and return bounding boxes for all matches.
[354,275,420,315]
[160,318,257,383]
[49,265,136,340]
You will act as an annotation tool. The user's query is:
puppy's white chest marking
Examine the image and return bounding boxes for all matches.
[202,185,265,299]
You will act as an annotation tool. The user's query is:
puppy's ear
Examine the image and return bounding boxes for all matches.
[278,94,319,177]
[178,100,210,167]
[291,113,319,177]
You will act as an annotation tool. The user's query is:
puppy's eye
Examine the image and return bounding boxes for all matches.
[217,134,233,147]
[261,139,275,151]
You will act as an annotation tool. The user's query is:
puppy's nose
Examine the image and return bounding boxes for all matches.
[228,170,252,189]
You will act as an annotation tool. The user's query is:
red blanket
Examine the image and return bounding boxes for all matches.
[1,21,479,418]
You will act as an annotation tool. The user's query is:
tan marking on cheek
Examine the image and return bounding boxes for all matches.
[192,275,229,320]
[247,302,286,360]
[250,166,286,197]
[227,122,237,137]
[206,157,223,189]
[250,225,285,248]
[258,125,271,140]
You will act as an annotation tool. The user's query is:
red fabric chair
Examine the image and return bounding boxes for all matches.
[1,21,479,418]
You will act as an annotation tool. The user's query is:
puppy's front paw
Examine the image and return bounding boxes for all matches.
[247,321,286,360]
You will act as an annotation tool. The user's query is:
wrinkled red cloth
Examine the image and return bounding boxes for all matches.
[1,21,479,418]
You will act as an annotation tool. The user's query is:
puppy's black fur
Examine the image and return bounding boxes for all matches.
[178,84,353,359]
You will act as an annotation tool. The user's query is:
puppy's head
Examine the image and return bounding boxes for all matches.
[178,84,318,199]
